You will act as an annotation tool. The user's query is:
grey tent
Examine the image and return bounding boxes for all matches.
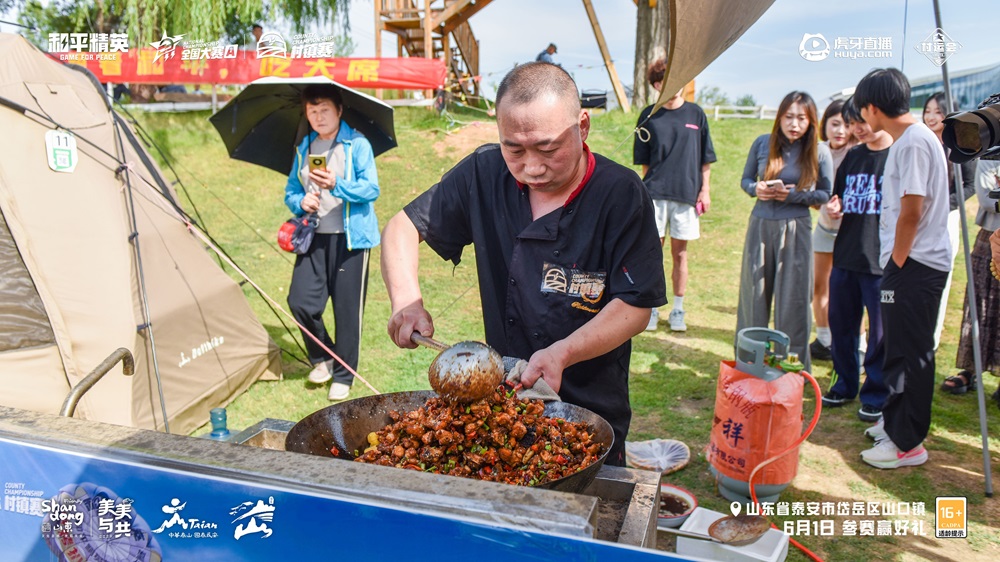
[0,33,280,434]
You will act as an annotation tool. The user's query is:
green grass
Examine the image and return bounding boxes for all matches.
[133,107,999,561]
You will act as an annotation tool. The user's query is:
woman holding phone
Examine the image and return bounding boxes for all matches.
[737,91,833,372]
[283,84,380,401]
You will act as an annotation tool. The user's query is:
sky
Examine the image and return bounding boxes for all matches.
[342,0,1000,107]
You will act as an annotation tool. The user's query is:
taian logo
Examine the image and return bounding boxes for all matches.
[150,32,184,62]
[230,497,275,540]
[151,497,219,538]
[799,33,831,62]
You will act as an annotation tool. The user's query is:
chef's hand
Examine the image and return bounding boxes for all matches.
[309,168,337,190]
[826,194,842,219]
[519,343,568,394]
[387,300,434,349]
[300,191,321,213]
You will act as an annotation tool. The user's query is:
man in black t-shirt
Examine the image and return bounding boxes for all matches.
[821,97,893,423]
[381,63,667,466]
[633,59,716,333]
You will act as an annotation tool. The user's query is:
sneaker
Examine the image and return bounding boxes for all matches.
[809,339,832,361]
[821,390,851,407]
[645,309,659,331]
[668,309,687,332]
[307,360,333,384]
[858,404,882,423]
[864,417,887,441]
[328,382,351,401]
[861,439,928,469]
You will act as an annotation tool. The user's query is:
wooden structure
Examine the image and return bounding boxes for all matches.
[374,0,493,99]
[373,0,630,112]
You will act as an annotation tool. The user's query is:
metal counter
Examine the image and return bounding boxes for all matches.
[232,417,660,548]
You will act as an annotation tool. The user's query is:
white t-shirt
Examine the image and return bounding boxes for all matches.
[879,123,952,272]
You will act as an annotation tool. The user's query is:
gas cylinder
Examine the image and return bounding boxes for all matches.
[709,328,806,504]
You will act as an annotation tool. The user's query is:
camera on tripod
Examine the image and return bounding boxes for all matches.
[941,92,1000,209]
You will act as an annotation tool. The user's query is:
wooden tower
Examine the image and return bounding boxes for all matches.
[374,0,494,98]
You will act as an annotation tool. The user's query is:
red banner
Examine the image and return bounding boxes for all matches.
[48,50,446,90]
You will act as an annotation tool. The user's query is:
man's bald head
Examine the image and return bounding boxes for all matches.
[495,62,581,118]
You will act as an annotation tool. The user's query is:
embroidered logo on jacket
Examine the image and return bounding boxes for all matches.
[881,290,895,304]
[540,262,606,307]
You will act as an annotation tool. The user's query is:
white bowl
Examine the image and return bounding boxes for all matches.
[657,483,697,529]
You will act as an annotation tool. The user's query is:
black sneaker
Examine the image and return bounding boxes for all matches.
[858,404,882,423]
[822,390,851,407]
[810,339,832,361]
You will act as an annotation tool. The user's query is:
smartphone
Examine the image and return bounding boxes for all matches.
[764,179,784,189]
[695,201,706,216]
[308,154,327,172]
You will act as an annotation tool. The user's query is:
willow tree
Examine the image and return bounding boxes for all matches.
[632,0,669,109]
[18,0,346,46]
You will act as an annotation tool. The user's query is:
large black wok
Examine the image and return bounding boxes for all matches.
[284,391,614,494]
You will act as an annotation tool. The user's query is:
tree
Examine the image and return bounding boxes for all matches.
[696,85,730,107]
[632,0,669,110]
[18,0,348,48]
[735,94,757,107]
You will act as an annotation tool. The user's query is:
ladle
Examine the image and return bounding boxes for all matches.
[411,333,504,402]
[659,514,769,547]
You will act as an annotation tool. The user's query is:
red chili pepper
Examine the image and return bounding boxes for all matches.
[555,454,568,465]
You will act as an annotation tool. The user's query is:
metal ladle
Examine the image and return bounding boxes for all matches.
[659,514,770,547]
[411,333,504,402]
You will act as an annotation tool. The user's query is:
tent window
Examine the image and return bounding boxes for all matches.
[0,211,55,352]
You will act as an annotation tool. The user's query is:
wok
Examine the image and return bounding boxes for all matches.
[285,391,614,494]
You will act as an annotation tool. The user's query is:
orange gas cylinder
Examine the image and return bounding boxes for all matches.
[709,328,806,503]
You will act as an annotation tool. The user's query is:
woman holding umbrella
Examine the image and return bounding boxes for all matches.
[284,84,380,401]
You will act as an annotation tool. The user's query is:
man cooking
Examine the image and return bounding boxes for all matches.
[381,62,667,465]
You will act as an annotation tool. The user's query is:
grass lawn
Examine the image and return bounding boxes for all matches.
[133,104,999,561]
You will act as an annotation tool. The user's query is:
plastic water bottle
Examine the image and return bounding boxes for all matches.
[208,407,231,441]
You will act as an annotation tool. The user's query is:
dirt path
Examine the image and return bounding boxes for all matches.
[432,121,499,158]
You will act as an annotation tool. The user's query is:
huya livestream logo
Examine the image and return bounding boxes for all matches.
[799,33,893,62]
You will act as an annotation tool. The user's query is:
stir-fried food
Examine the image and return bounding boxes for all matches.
[352,384,605,486]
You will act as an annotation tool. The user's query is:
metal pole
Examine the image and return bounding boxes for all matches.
[933,0,992,497]
[111,113,172,434]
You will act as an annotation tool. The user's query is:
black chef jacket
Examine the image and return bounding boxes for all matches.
[404,143,667,465]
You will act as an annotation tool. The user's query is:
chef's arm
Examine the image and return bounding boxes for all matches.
[519,299,650,393]
[382,210,434,348]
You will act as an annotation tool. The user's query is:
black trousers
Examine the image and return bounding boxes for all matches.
[288,233,370,385]
[880,258,948,452]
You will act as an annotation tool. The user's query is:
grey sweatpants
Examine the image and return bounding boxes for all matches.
[735,215,813,372]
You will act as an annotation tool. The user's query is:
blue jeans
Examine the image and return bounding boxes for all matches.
[828,267,886,408]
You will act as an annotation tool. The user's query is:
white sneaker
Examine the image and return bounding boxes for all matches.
[864,416,887,441]
[861,438,927,469]
[307,360,332,384]
[645,309,659,331]
[328,382,351,401]
[668,309,687,332]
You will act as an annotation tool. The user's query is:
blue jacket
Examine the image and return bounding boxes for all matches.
[284,122,380,250]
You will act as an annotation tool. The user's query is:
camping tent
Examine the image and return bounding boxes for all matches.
[0,33,280,434]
